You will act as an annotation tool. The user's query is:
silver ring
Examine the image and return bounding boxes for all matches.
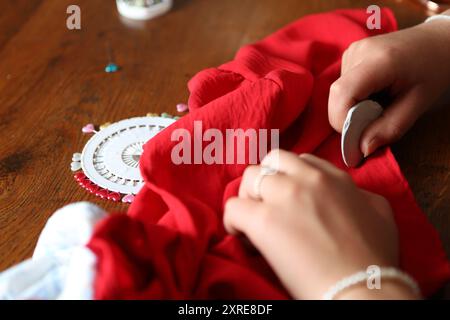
[253,166,278,200]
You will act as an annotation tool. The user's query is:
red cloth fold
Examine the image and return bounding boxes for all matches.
[88,8,450,299]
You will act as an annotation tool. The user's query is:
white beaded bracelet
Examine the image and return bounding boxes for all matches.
[425,14,450,24]
[322,267,421,300]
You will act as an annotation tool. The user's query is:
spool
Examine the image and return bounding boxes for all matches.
[116,0,173,20]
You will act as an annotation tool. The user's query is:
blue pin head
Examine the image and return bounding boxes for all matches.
[105,63,119,73]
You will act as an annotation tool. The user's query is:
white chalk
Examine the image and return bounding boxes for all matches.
[341,100,383,168]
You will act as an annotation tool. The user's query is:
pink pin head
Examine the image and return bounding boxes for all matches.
[82,124,96,133]
[122,194,135,203]
[176,103,188,113]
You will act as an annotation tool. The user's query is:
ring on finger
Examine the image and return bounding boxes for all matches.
[253,166,278,200]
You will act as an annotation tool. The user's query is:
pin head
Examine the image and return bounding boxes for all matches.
[105,63,119,73]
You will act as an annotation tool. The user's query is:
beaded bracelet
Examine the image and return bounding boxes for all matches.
[322,267,421,300]
[425,14,450,24]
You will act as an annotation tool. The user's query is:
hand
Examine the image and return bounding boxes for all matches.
[328,14,450,157]
[224,150,415,299]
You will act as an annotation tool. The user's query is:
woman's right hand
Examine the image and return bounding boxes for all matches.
[328,11,450,158]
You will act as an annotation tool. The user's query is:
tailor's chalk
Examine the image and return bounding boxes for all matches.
[341,100,383,168]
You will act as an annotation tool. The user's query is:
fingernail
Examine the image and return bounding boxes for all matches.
[298,153,308,158]
[363,137,379,158]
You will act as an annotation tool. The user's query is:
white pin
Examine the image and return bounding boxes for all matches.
[341,100,383,168]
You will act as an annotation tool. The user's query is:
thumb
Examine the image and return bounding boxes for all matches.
[360,88,428,157]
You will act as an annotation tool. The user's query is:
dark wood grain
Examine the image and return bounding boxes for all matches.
[0,0,448,296]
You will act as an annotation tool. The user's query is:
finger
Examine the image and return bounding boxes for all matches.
[341,48,361,75]
[341,49,350,75]
[298,153,343,177]
[239,165,298,203]
[360,88,429,157]
[328,60,396,133]
[223,197,265,236]
[261,149,315,178]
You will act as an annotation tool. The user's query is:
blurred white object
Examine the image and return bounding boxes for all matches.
[116,0,173,20]
[0,202,105,300]
[341,100,383,168]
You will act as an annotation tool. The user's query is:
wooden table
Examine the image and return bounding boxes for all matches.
[1,0,449,297]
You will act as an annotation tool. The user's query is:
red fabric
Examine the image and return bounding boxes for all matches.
[88,9,450,299]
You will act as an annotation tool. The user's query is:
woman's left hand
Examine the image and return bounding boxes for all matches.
[224,150,408,299]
